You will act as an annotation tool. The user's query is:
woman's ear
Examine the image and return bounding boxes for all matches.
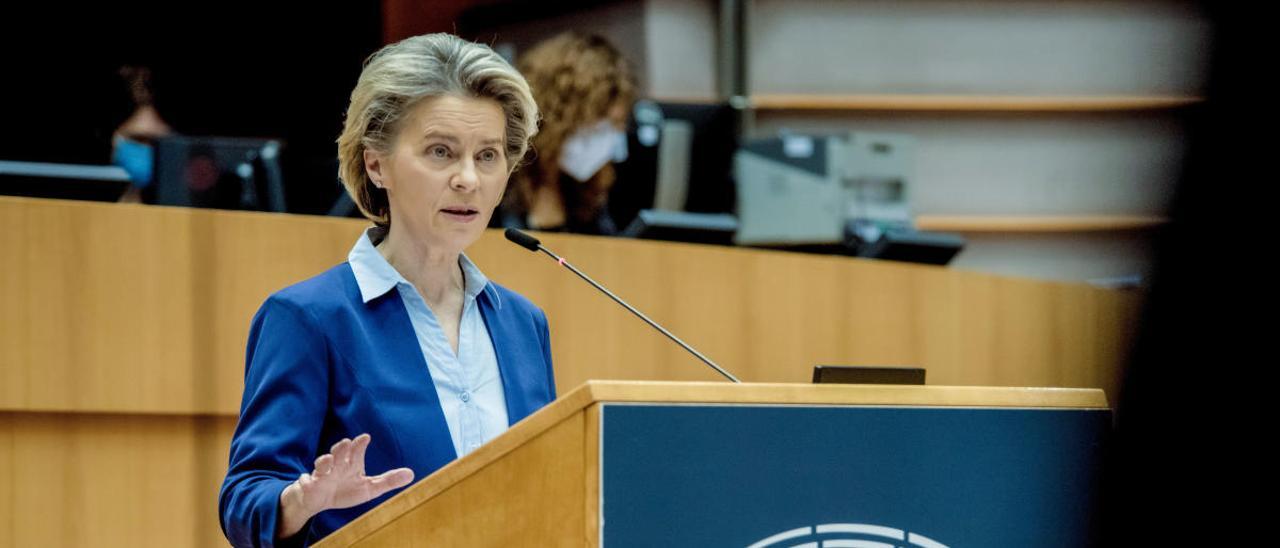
[363,149,388,189]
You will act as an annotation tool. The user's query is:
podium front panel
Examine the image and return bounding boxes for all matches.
[599,403,1109,547]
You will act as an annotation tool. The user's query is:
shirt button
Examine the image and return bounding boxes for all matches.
[460,391,471,403]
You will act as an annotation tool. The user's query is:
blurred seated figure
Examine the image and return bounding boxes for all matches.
[111,66,173,202]
[495,32,635,235]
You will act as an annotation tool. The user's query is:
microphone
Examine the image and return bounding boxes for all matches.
[504,228,741,383]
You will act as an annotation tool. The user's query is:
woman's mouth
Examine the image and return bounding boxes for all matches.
[440,206,480,222]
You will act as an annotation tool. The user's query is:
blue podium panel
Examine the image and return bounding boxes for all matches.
[600,404,1110,548]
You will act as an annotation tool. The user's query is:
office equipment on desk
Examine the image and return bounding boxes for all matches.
[652,117,692,212]
[813,365,927,385]
[0,160,132,202]
[852,227,965,265]
[612,101,741,244]
[149,136,287,212]
[620,209,738,245]
[735,131,964,265]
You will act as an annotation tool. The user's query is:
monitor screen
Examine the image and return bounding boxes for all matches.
[610,101,740,229]
[0,161,132,202]
[149,135,286,212]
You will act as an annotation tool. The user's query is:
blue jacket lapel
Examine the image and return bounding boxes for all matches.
[477,288,537,425]
[361,287,458,466]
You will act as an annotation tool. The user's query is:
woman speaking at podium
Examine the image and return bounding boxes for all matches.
[219,34,556,547]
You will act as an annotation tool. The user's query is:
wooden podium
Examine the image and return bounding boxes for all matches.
[316,381,1108,547]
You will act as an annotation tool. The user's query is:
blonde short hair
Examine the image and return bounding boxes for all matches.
[337,33,539,226]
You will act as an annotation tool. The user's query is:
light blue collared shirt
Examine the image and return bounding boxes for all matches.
[347,227,509,458]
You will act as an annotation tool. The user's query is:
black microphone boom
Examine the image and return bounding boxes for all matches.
[505,228,540,251]
[503,228,741,383]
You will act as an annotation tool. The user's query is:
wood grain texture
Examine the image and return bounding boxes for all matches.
[915,214,1168,232]
[0,196,1139,417]
[0,412,235,548]
[334,413,586,547]
[0,197,1134,547]
[582,404,601,548]
[315,386,598,546]
[581,380,1109,409]
[749,94,1204,112]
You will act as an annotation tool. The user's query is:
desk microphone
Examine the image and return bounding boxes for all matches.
[504,228,740,383]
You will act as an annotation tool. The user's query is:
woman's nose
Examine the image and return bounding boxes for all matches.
[452,158,479,191]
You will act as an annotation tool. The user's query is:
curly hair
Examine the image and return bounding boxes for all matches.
[336,33,539,227]
[506,32,636,225]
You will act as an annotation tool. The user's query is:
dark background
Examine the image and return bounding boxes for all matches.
[1,2,383,214]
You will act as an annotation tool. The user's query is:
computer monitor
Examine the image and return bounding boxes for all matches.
[850,226,965,265]
[0,160,132,202]
[620,209,739,245]
[610,100,740,229]
[148,136,286,212]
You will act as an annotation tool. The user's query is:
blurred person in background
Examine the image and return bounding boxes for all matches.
[496,32,636,235]
[111,65,173,202]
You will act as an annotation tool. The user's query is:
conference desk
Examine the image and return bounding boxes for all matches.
[0,197,1138,546]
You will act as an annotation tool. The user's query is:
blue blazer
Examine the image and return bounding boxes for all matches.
[218,262,556,548]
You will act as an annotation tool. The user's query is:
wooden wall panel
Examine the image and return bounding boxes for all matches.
[1,196,1140,416]
[0,412,236,547]
[0,196,1139,547]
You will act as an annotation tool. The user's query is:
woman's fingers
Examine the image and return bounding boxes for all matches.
[349,434,372,474]
[318,434,368,481]
[313,454,334,477]
[330,438,353,469]
[296,435,413,512]
[367,467,415,497]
